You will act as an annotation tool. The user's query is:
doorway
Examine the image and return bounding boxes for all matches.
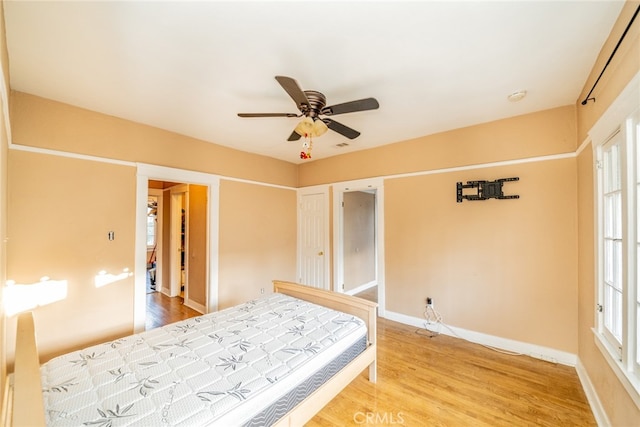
[333,178,385,315]
[135,164,220,333]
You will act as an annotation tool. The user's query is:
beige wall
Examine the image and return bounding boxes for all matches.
[218,180,297,308]
[299,105,576,186]
[385,159,577,352]
[9,91,298,188]
[300,104,579,355]
[3,91,300,361]
[575,1,640,425]
[6,150,137,362]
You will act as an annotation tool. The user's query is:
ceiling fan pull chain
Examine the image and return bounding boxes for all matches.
[300,135,313,160]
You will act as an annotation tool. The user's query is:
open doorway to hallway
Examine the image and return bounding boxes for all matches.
[145,180,208,330]
[135,164,219,333]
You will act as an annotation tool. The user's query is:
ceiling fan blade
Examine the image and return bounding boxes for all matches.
[287,130,302,141]
[275,76,310,110]
[322,118,361,139]
[238,112,299,118]
[321,97,379,116]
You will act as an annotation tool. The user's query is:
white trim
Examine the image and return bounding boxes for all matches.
[9,143,136,167]
[332,178,385,316]
[589,69,640,409]
[588,71,640,146]
[577,137,592,156]
[384,310,577,366]
[184,298,206,315]
[8,143,295,190]
[220,174,295,191]
[135,163,220,333]
[134,175,149,332]
[0,63,12,145]
[344,280,376,297]
[300,152,575,190]
[576,357,610,427]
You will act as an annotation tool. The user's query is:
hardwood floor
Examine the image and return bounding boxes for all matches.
[355,285,378,303]
[145,291,200,330]
[147,292,595,426]
[309,318,595,427]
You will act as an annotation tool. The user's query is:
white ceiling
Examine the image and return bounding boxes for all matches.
[3,1,625,164]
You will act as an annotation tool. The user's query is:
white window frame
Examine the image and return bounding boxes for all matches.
[592,74,640,408]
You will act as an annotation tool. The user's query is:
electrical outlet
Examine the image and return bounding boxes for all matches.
[426,297,433,307]
[260,288,265,294]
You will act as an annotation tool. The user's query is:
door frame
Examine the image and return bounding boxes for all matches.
[135,164,219,333]
[169,185,189,298]
[297,185,330,290]
[333,177,385,316]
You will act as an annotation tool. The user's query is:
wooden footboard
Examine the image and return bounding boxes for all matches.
[9,312,46,427]
[272,280,378,426]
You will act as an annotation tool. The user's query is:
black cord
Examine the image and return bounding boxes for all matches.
[581,5,640,105]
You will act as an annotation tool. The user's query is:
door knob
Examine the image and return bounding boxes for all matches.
[318,251,324,256]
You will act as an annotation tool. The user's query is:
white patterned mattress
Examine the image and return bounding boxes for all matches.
[40,293,367,426]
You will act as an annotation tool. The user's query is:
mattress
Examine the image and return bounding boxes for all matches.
[40,293,367,426]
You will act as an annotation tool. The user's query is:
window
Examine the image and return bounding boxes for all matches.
[595,109,640,404]
[147,196,158,248]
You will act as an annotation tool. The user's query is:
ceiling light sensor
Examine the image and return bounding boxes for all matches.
[507,90,527,102]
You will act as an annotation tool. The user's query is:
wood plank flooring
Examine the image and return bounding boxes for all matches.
[145,291,201,330]
[148,292,595,426]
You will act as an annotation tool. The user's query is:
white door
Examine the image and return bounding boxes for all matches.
[298,191,328,288]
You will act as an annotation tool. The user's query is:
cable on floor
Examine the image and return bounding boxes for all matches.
[415,304,524,357]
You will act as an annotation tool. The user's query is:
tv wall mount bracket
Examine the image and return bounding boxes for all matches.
[456,177,519,202]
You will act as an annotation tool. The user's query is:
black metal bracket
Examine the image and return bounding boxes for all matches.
[457,177,519,202]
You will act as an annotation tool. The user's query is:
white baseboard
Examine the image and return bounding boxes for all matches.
[345,280,377,296]
[576,358,609,427]
[184,298,206,314]
[384,310,577,366]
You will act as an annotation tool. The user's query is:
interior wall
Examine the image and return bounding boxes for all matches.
[385,158,577,352]
[575,1,640,425]
[6,150,136,362]
[299,104,579,356]
[343,191,376,292]
[218,179,297,309]
[299,105,576,187]
[9,91,298,188]
[4,91,301,361]
[187,184,207,308]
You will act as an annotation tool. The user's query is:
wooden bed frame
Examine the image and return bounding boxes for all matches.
[6,280,377,427]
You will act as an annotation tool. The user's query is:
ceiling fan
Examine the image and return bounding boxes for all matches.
[237,76,379,141]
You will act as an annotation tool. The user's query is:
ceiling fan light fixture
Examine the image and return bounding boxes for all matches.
[294,116,328,138]
[313,118,328,137]
[294,116,314,136]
